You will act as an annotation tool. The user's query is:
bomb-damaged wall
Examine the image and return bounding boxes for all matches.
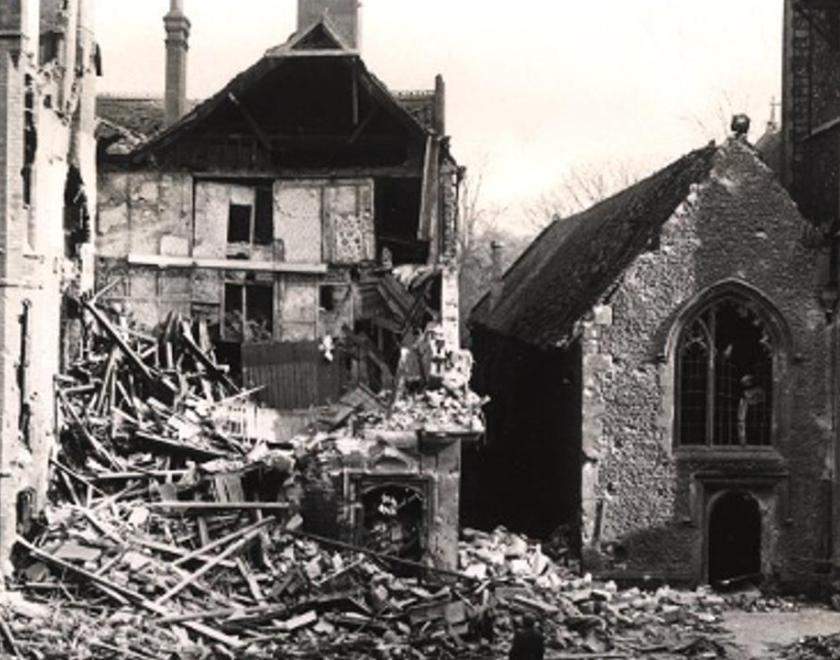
[579,140,829,585]
[96,171,373,338]
[0,0,97,576]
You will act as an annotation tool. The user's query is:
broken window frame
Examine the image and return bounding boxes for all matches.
[675,295,778,449]
[225,184,274,248]
[223,280,275,344]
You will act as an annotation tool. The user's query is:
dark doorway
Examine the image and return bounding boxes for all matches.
[708,490,762,585]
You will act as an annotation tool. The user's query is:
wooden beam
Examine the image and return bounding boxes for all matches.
[147,501,288,513]
[15,536,243,649]
[126,254,327,274]
[154,520,273,605]
[227,92,272,153]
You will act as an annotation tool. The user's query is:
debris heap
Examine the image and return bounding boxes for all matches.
[0,298,754,658]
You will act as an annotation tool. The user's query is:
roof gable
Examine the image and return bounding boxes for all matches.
[470,144,719,348]
[125,26,430,165]
[267,17,356,55]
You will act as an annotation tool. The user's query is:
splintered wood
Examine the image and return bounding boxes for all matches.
[1,296,751,658]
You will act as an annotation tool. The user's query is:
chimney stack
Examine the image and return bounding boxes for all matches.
[434,74,446,135]
[490,241,505,310]
[164,0,190,127]
[298,0,360,50]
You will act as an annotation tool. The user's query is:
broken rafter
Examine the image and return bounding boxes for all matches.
[0,615,21,658]
[57,389,124,471]
[154,519,273,605]
[148,501,289,514]
[82,298,155,384]
[15,536,243,649]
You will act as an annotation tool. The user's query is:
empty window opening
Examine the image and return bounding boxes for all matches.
[374,178,428,265]
[226,186,273,246]
[227,204,252,243]
[359,484,426,575]
[254,186,273,245]
[224,282,273,343]
[320,285,337,312]
[17,300,31,447]
[39,30,64,65]
[708,491,762,586]
[22,75,37,208]
[678,298,773,447]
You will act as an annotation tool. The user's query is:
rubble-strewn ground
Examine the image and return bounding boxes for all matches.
[0,300,833,659]
[724,609,840,659]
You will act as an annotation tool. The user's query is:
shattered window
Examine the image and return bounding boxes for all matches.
[677,298,773,447]
[224,282,273,343]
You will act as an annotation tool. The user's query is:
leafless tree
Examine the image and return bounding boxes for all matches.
[523,159,642,233]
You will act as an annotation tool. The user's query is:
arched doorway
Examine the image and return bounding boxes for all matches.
[707,490,762,585]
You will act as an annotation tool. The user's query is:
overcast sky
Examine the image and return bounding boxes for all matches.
[95,1,783,232]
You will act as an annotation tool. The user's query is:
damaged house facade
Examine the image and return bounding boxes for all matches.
[0,0,97,573]
[469,1,840,588]
[93,1,469,570]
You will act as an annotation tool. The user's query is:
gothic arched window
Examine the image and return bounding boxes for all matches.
[677,298,774,447]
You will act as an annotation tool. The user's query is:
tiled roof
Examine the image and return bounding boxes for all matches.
[470,144,718,348]
[394,91,436,131]
[96,90,436,141]
[95,96,200,139]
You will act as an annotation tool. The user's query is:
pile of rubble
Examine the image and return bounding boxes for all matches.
[779,634,840,660]
[0,298,759,658]
[2,512,749,658]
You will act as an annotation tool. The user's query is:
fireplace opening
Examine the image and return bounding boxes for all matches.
[358,482,428,575]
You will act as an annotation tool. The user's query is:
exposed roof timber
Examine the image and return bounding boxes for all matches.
[227,93,272,152]
[130,57,277,161]
[131,58,431,164]
[807,114,840,140]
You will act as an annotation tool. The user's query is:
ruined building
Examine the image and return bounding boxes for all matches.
[92,1,470,570]
[95,0,461,419]
[469,2,840,587]
[0,0,98,574]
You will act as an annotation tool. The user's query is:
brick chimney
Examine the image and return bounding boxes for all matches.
[298,0,360,50]
[164,0,190,127]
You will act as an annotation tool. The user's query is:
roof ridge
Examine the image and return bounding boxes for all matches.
[470,143,720,347]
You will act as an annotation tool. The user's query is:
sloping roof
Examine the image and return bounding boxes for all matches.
[96,97,201,138]
[112,18,431,162]
[394,91,436,131]
[470,144,718,348]
[96,91,436,140]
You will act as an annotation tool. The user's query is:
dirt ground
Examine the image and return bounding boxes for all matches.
[720,608,840,659]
